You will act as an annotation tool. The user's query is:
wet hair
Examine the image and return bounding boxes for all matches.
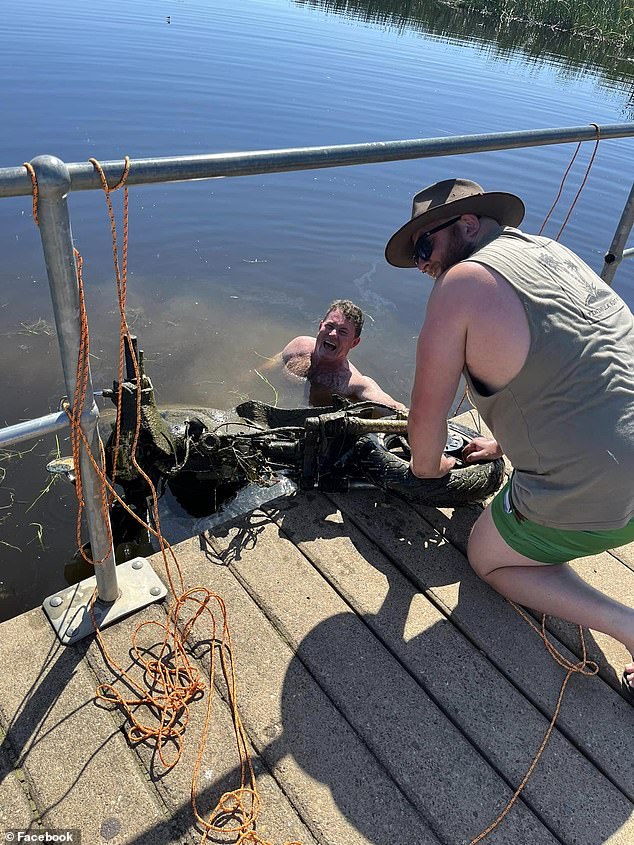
[323,299,364,337]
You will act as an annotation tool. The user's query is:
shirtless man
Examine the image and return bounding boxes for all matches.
[385,178,634,700]
[277,299,406,410]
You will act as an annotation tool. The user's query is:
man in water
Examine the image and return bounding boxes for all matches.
[385,177,634,699]
[272,299,406,410]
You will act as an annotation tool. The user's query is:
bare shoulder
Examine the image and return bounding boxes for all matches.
[434,259,520,320]
[281,335,315,361]
[435,259,499,298]
[449,257,530,392]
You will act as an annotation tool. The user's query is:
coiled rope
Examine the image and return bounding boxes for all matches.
[24,157,300,845]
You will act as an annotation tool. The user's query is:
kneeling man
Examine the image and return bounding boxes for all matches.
[385,177,634,699]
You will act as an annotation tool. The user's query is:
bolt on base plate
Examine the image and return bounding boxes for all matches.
[43,557,168,645]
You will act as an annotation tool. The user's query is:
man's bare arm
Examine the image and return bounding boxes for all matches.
[353,374,407,411]
[257,336,314,375]
[408,269,469,477]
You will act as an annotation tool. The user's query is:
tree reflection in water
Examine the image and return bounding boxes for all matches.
[295,0,634,104]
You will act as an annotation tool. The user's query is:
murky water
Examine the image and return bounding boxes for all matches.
[0,0,632,620]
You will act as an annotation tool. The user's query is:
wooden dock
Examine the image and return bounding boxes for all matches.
[1,415,633,845]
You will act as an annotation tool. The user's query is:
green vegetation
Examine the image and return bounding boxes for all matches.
[303,0,633,45]
[458,0,633,45]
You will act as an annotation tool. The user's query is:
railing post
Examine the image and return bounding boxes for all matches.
[31,155,118,603]
[601,182,634,287]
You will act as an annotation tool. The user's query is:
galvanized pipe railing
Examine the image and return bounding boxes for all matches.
[602,181,634,286]
[0,409,71,448]
[0,123,632,195]
[21,156,117,602]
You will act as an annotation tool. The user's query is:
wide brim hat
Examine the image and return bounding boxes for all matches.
[385,178,525,268]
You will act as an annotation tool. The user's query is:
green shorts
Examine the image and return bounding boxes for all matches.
[490,480,634,564]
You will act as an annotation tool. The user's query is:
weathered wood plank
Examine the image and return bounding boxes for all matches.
[263,491,634,844]
[0,740,35,830]
[202,513,559,845]
[0,611,171,843]
[166,534,442,845]
[609,543,634,574]
[327,487,634,803]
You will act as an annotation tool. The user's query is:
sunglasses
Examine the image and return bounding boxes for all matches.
[412,216,462,265]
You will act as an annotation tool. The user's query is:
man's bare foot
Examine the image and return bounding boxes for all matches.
[624,662,634,691]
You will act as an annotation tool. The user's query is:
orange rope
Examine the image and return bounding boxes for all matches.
[554,123,601,241]
[22,155,299,844]
[23,162,39,225]
[467,611,597,845]
[24,160,114,564]
[539,122,601,240]
[538,144,581,235]
[67,247,113,564]
[88,157,130,501]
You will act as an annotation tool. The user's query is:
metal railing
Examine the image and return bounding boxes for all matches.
[602,181,634,286]
[0,122,632,640]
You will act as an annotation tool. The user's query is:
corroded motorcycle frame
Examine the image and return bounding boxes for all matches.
[101,337,505,537]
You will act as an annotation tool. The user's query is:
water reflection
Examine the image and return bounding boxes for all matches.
[296,0,634,100]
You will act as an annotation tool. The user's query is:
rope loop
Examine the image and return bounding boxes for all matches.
[23,162,39,226]
[111,155,131,191]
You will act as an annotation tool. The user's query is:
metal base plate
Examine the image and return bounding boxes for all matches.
[42,557,168,645]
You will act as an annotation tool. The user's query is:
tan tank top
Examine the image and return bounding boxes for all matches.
[463,228,634,530]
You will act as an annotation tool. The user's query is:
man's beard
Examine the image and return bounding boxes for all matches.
[428,227,476,279]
